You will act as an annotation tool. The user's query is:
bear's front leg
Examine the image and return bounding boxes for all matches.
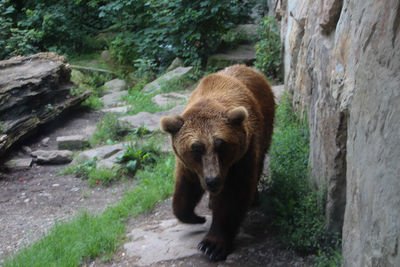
[198,186,251,261]
[173,162,205,224]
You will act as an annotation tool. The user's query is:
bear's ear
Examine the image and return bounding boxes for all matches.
[160,115,184,134]
[227,106,248,125]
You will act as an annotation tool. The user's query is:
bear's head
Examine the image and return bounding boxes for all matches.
[161,101,249,194]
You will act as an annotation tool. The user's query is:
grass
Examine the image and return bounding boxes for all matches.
[262,93,342,265]
[4,153,176,267]
[90,113,131,146]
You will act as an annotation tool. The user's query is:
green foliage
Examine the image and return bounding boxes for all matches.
[255,16,283,82]
[264,94,341,262]
[81,95,104,110]
[0,0,112,59]
[60,157,98,179]
[91,113,131,145]
[116,139,160,174]
[99,0,250,67]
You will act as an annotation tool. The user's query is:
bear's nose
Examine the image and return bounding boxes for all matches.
[205,177,221,191]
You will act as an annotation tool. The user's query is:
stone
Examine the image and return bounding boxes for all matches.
[21,146,32,154]
[280,0,400,265]
[4,158,32,170]
[0,52,90,158]
[124,217,212,266]
[41,137,50,146]
[271,84,285,103]
[96,151,124,170]
[206,45,256,70]
[103,79,126,93]
[73,143,125,164]
[56,135,89,150]
[166,57,184,72]
[31,150,73,164]
[142,67,193,94]
[101,106,132,115]
[118,105,185,131]
[100,91,128,108]
[101,50,112,62]
[151,92,189,107]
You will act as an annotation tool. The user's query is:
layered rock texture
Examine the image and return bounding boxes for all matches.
[278,0,400,265]
[0,52,90,159]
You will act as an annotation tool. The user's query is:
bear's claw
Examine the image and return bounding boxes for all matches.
[198,239,229,261]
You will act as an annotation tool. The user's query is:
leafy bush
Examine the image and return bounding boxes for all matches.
[264,94,342,261]
[100,0,250,67]
[255,16,283,82]
[116,140,160,175]
[0,0,111,59]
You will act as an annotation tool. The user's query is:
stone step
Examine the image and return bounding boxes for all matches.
[56,135,89,150]
[31,150,73,164]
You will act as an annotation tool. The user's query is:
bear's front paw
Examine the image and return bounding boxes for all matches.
[198,236,232,261]
[176,212,206,224]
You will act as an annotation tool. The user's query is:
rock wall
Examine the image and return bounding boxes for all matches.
[277,0,400,265]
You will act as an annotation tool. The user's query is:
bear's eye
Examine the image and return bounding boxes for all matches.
[213,138,227,152]
[191,142,205,160]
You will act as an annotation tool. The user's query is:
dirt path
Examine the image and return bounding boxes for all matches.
[0,109,135,262]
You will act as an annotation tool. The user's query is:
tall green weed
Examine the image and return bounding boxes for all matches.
[264,94,342,264]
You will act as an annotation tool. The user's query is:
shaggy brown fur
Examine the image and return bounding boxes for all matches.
[160,65,275,261]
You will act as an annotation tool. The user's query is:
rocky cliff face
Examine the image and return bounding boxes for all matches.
[277,0,400,265]
[0,52,90,159]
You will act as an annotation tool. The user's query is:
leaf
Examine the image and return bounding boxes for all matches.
[126,160,137,173]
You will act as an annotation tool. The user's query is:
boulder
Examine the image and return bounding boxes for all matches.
[206,45,256,70]
[100,91,128,108]
[103,79,126,93]
[151,92,189,107]
[118,105,185,131]
[57,135,89,150]
[0,52,90,159]
[142,67,193,94]
[31,150,73,164]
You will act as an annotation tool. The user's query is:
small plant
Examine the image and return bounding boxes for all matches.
[81,95,104,110]
[117,140,160,175]
[60,157,97,179]
[91,113,130,145]
[254,16,283,82]
[45,103,54,112]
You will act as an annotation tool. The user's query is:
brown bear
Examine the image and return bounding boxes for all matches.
[160,64,275,261]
